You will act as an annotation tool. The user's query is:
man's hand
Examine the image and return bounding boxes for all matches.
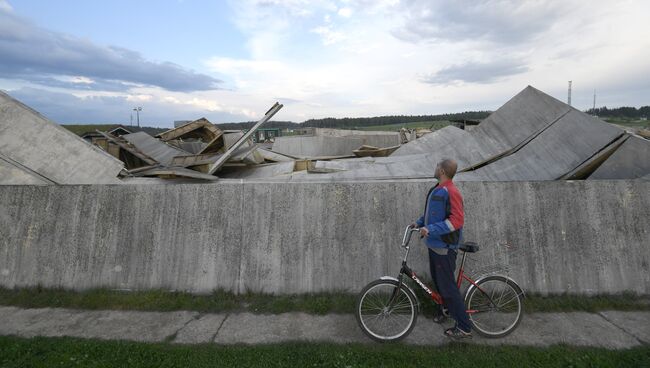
[409,223,419,229]
[419,227,429,237]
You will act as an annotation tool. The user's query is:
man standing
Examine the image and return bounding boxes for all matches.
[411,158,472,339]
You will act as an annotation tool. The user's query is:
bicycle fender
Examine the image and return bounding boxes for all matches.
[379,276,420,307]
[463,274,525,301]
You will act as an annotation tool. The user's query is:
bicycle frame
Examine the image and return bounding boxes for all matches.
[390,226,494,315]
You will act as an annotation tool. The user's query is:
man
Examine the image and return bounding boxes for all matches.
[411,158,472,339]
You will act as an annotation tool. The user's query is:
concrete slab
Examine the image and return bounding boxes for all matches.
[122,131,189,166]
[213,313,367,344]
[173,313,227,344]
[0,90,123,184]
[599,311,650,344]
[220,161,295,179]
[589,135,650,180]
[473,312,640,350]
[0,155,49,185]
[272,136,365,158]
[0,307,197,342]
[458,110,624,181]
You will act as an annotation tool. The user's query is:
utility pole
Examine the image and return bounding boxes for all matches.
[130,113,133,126]
[593,89,596,111]
[133,107,142,128]
[567,81,572,106]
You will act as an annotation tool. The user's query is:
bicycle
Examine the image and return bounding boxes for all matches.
[355,226,525,342]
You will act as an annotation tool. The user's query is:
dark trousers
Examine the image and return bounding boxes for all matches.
[428,248,472,332]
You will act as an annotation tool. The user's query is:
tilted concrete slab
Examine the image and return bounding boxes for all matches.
[0,90,123,184]
[473,85,571,154]
[457,110,624,181]
[122,131,189,166]
[588,135,650,180]
[0,155,50,185]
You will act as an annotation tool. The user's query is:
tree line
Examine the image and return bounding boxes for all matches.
[216,111,491,130]
[586,106,650,118]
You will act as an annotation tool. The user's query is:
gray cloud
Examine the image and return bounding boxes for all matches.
[392,0,566,44]
[6,87,248,126]
[0,7,221,92]
[420,59,529,85]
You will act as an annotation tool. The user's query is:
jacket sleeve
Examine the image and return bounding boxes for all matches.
[427,187,464,236]
[426,220,454,236]
[416,216,424,227]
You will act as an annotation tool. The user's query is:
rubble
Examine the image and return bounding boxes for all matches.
[1,86,647,185]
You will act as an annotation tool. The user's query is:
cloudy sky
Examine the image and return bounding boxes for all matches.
[1,0,648,127]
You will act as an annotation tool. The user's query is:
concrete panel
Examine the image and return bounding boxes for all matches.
[122,131,189,166]
[220,162,295,179]
[458,110,624,181]
[473,85,571,153]
[272,135,364,158]
[0,156,49,185]
[0,180,648,295]
[0,90,123,184]
[589,135,650,179]
[0,184,243,292]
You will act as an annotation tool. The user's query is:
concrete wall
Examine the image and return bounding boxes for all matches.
[0,180,648,295]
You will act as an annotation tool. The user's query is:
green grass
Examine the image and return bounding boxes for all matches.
[0,336,647,368]
[60,124,168,136]
[1,286,648,316]
[603,117,650,128]
[356,120,453,132]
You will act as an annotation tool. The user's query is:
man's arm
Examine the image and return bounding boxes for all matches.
[415,216,424,228]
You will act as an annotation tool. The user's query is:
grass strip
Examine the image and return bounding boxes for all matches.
[0,286,648,315]
[0,335,648,368]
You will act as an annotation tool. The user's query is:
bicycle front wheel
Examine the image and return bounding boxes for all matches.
[464,275,524,338]
[355,279,418,343]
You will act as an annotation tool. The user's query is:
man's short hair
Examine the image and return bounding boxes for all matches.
[439,159,458,179]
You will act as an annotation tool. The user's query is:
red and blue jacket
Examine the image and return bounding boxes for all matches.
[415,180,464,250]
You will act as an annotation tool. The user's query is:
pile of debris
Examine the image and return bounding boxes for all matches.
[1,86,648,185]
[92,103,287,181]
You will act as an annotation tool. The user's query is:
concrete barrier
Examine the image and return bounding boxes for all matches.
[0,180,648,295]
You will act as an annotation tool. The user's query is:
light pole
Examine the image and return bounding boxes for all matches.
[133,107,142,127]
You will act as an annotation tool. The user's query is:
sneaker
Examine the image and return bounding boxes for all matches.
[444,327,472,339]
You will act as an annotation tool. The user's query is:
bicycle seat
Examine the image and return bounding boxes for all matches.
[459,242,479,253]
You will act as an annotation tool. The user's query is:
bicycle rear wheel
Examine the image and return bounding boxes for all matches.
[464,275,524,338]
[355,279,418,342]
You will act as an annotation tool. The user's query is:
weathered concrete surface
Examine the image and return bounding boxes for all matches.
[599,311,650,344]
[0,90,123,184]
[0,156,49,185]
[173,313,227,344]
[272,135,363,158]
[0,180,648,294]
[0,306,196,342]
[122,131,188,166]
[457,110,624,181]
[214,313,367,344]
[0,306,646,349]
[589,135,650,180]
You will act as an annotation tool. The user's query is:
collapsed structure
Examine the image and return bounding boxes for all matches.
[0,86,648,185]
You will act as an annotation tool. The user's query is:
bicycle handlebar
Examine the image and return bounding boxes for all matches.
[401,226,420,248]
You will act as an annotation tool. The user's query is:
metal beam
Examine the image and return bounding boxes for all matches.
[208,102,283,175]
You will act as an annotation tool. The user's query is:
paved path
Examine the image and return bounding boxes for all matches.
[0,306,647,349]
